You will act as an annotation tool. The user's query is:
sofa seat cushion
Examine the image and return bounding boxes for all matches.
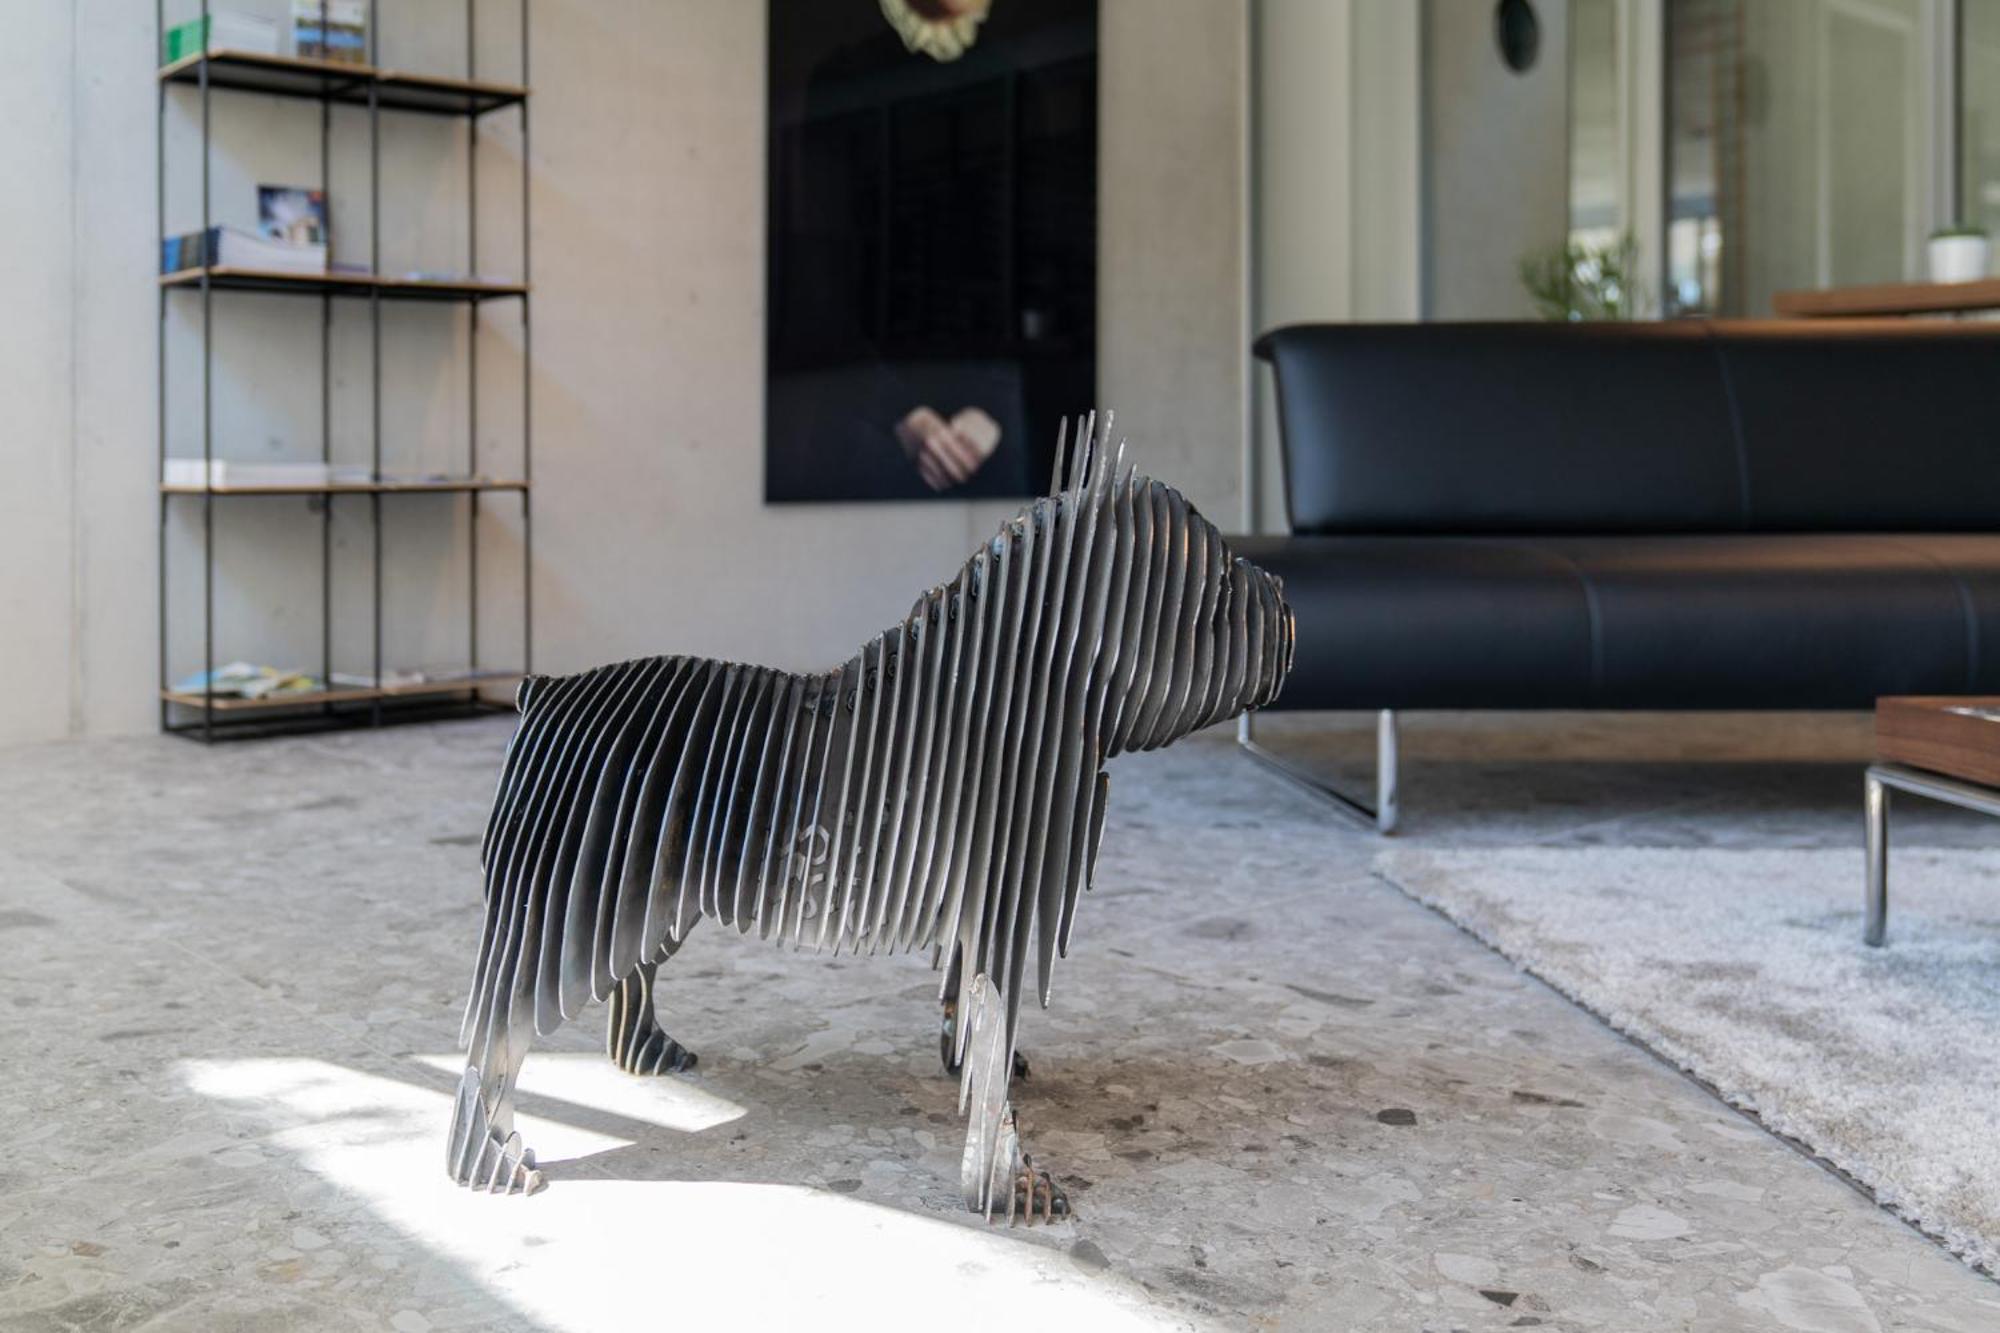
[1233,534,2000,712]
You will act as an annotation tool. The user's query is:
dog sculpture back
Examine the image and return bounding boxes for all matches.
[451,416,1295,1214]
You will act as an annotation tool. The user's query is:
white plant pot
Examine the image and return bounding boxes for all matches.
[1927,235,1991,284]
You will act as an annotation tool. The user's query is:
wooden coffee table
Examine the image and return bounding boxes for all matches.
[1866,697,2000,945]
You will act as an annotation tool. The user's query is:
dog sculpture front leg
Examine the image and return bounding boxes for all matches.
[958,972,1069,1223]
[939,942,1029,1079]
[448,1000,543,1195]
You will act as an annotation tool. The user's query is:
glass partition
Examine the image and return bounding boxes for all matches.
[1964,1,2000,237]
[1665,0,1927,315]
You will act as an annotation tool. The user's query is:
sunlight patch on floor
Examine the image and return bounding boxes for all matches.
[182,1057,629,1164]
[179,1058,1199,1332]
[410,1051,747,1134]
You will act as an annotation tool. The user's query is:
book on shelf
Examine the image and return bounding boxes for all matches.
[258,185,327,249]
[163,10,280,63]
[163,459,372,489]
[162,226,328,275]
[291,0,367,64]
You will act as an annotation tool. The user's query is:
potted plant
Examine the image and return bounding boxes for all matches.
[1518,232,1647,321]
[1927,224,1991,284]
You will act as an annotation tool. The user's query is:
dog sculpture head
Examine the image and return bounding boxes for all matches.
[908,413,1294,760]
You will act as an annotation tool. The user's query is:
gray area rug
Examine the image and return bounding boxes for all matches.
[1374,844,2000,1276]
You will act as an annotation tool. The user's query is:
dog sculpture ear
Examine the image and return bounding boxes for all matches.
[1048,409,1117,499]
[1048,414,1074,497]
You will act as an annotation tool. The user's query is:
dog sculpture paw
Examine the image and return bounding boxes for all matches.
[606,962,699,1076]
[447,1068,545,1195]
[1012,1155,1071,1225]
[613,1029,698,1076]
[460,1129,544,1196]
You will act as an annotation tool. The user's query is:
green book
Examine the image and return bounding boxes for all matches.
[162,17,204,63]
[161,11,279,64]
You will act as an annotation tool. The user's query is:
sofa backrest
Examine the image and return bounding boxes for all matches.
[1254,321,2000,534]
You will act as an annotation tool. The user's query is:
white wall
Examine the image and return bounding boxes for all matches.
[0,0,1249,745]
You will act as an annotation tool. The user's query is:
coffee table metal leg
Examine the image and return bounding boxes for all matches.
[1864,769,1889,947]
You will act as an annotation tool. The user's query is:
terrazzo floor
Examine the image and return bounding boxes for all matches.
[2,711,1998,1331]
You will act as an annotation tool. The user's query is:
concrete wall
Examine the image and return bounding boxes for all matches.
[0,0,1248,745]
[534,0,1249,680]
[1250,0,1421,531]
[0,5,78,739]
[1423,0,1571,318]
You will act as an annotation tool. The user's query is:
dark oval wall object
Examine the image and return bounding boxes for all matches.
[1495,0,1540,73]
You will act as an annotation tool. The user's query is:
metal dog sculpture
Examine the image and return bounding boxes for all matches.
[450,416,1295,1219]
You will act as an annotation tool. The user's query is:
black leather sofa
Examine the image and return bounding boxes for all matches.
[1235,320,2000,831]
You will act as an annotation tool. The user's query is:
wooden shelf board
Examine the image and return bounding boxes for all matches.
[384,274,530,299]
[161,671,521,713]
[158,266,528,301]
[1773,278,2000,318]
[372,68,530,115]
[160,477,528,496]
[159,49,528,115]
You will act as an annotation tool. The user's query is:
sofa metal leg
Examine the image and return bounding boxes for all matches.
[1864,769,1888,947]
[1237,710,1399,834]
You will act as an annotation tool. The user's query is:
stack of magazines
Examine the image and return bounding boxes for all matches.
[163,460,372,488]
[162,185,329,275]
[172,663,321,701]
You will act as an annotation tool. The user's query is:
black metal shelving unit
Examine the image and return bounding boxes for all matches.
[157,1,532,741]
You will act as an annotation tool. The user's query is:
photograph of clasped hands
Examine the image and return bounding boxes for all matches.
[895,405,1003,491]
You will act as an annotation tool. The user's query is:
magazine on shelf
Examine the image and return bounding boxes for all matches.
[292,0,367,63]
[258,186,328,249]
[171,662,317,700]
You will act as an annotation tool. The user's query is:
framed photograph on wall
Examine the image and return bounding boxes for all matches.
[765,0,1099,503]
